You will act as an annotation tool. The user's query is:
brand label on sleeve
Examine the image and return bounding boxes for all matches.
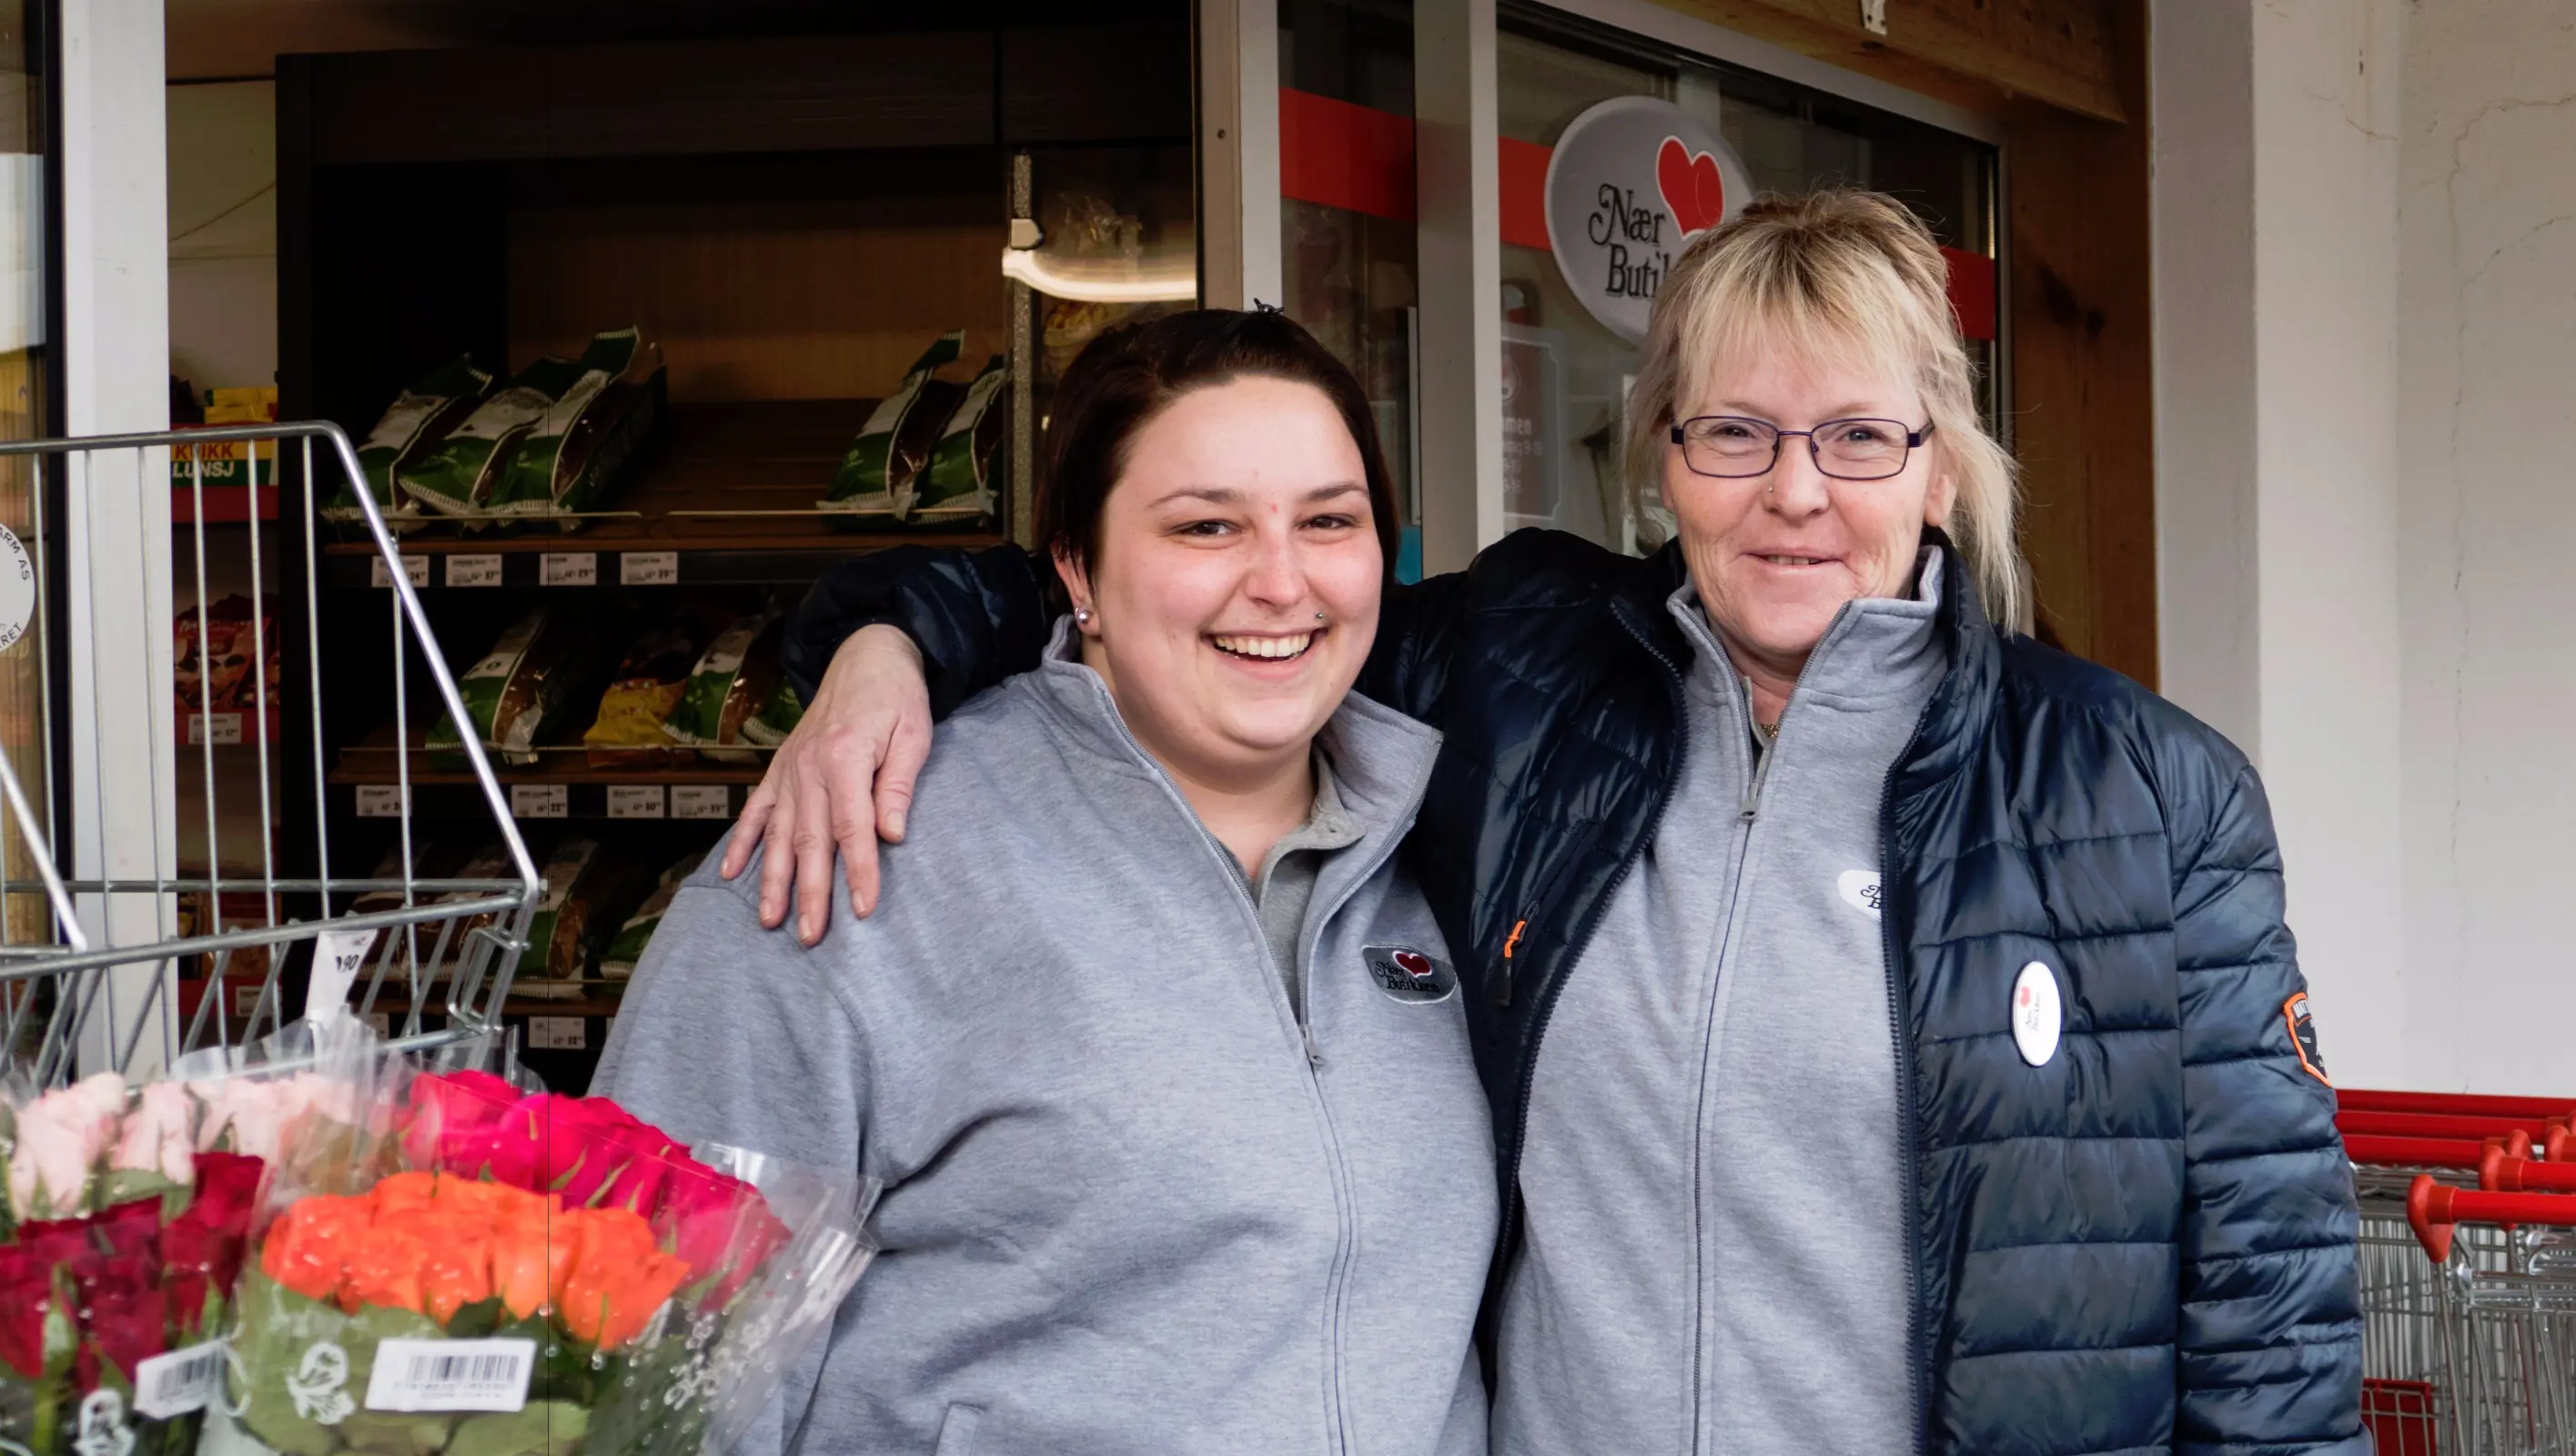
[365,1338,534,1413]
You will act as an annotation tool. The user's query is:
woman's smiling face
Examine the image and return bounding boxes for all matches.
[1666,344,1955,680]
[1056,374,1382,790]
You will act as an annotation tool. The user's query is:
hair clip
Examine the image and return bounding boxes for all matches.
[1252,298,1283,315]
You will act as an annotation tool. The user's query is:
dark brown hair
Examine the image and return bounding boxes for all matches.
[1036,308,1401,602]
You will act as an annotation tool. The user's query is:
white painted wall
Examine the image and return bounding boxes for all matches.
[167,80,275,394]
[2154,0,2409,1087]
[2391,0,2576,1095]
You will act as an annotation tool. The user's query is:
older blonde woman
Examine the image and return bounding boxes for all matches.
[727,194,2365,1454]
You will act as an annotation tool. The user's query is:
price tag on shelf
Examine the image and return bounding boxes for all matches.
[355,784,404,818]
[187,713,244,746]
[671,784,732,820]
[369,555,431,590]
[510,784,570,819]
[527,1016,588,1051]
[606,784,666,820]
[446,553,504,588]
[540,551,598,587]
[620,551,680,586]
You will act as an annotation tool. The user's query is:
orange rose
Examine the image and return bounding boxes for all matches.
[556,1207,691,1350]
[258,1195,371,1305]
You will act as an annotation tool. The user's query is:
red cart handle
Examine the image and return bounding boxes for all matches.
[2341,1088,2576,1119]
[2338,1109,2561,1141]
[2481,1151,2576,1195]
[2408,1174,2576,1261]
[2346,1133,2500,1170]
[2551,1120,2572,1163]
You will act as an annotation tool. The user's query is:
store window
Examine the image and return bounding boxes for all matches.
[1277,0,1421,568]
[1497,4,1998,554]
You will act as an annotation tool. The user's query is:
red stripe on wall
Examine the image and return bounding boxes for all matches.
[1498,136,1553,252]
[1278,87,1416,221]
[1942,246,1997,341]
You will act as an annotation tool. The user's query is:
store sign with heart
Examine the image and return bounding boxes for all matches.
[1541,96,1753,345]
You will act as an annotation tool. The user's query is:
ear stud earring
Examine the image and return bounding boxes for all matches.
[1074,608,1094,625]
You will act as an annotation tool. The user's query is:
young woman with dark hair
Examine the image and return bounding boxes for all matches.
[595,310,1495,1456]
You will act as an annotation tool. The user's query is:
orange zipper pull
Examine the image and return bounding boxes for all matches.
[1497,919,1528,1006]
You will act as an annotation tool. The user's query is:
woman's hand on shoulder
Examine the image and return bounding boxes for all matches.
[722,624,934,945]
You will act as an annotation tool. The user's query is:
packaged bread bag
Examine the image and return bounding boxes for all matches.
[663,611,792,763]
[426,602,618,763]
[483,327,666,527]
[823,331,964,521]
[325,356,492,534]
[401,339,626,520]
[517,837,648,993]
[907,354,1006,525]
[600,854,699,981]
[581,603,733,767]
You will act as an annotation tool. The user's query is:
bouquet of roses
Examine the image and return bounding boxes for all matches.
[221,1059,875,1456]
[0,1068,298,1454]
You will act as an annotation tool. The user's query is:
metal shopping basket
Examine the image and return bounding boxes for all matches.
[2405,1176,2576,1455]
[2342,1091,2576,1454]
[0,420,538,1082]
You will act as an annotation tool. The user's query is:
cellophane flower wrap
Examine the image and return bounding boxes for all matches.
[219,1039,876,1456]
[0,1027,353,1456]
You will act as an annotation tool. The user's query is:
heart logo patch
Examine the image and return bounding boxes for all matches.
[1656,137,1727,237]
[1394,950,1434,981]
[1364,946,1458,1004]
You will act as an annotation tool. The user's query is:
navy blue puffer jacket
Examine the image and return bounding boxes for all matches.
[784,528,2367,1455]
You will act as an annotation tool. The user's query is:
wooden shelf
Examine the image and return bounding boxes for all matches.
[321,399,1006,586]
[333,721,767,785]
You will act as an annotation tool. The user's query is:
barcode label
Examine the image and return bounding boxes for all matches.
[671,784,731,820]
[619,551,679,586]
[445,554,503,588]
[135,1341,227,1417]
[607,784,665,819]
[355,784,403,818]
[540,551,598,587]
[510,784,569,819]
[528,1016,587,1050]
[187,712,244,746]
[365,1337,534,1413]
[369,555,431,589]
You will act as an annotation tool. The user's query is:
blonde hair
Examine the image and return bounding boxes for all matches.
[1621,189,2030,633]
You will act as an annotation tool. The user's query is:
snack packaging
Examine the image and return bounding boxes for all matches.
[579,605,732,769]
[326,358,492,535]
[662,613,787,763]
[426,604,619,764]
[739,681,804,751]
[908,354,1006,525]
[216,1038,876,1456]
[401,349,604,521]
[823,331,964,521]
[482,329,666,530]
[598,858,695,982]
[172,387,280,493]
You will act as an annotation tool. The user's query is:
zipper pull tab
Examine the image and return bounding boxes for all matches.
[1494,919,1529,1008]
[1303,1023,1324,1067]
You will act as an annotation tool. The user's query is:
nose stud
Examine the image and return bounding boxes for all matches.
[1316,612,1325,621]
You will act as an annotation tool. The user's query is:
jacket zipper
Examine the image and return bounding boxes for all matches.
[1099,703,1389,1456]
[1490,598,1689,1339]
[1878,701,1939,1456]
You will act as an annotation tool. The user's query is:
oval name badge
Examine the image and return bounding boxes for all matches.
[2011,961,2062,1067]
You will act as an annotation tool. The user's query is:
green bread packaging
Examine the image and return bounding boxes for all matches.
[326,356,491,534]
[823,331,964,521]
[600,855,696,980]
[908,353,1006,524]
[662,612,786,763]
[483,327,665,527]
[399,351,592,519]
[426,602,618,764]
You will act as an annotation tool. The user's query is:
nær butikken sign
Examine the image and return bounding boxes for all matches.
[1542,96,1753,344]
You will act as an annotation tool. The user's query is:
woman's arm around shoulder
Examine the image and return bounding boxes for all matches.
[2155,718,2366,1452]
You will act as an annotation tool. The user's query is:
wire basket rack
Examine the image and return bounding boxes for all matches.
[0,420,539,1083]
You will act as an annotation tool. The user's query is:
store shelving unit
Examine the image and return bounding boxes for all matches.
[274,12,1193,1087]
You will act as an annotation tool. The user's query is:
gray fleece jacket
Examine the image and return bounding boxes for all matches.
[595,629,1497,1456]
[1495,552,1945,1456]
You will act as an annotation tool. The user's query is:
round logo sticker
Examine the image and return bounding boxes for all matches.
[1363,945,1457,1005]
[0,524,34,652]
[2012,961,2062,1068]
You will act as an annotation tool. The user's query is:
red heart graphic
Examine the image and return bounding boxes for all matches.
[1394,950,1434,980]
[1656,137,1726,237]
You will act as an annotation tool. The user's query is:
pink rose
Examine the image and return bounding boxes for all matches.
[9,1074,126,1219]
[110,1080,197,1188]
[402,1069,522,1177]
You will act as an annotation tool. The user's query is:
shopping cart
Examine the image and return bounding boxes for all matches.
[0,420,539,1082]
[2342,1090,2576,1454]
[2404,1177,2576,1454]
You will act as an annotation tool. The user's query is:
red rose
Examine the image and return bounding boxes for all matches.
[163,1152,265,1327]
[0,1245,55,1378]
[661,1159,788,1303]
[404,1071,524,1178]
[76,1251,167,1384]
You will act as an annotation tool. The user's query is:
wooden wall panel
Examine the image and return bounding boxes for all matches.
[2002,0,2155,685]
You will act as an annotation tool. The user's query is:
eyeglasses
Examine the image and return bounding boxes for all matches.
[1668,415,1935,481]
